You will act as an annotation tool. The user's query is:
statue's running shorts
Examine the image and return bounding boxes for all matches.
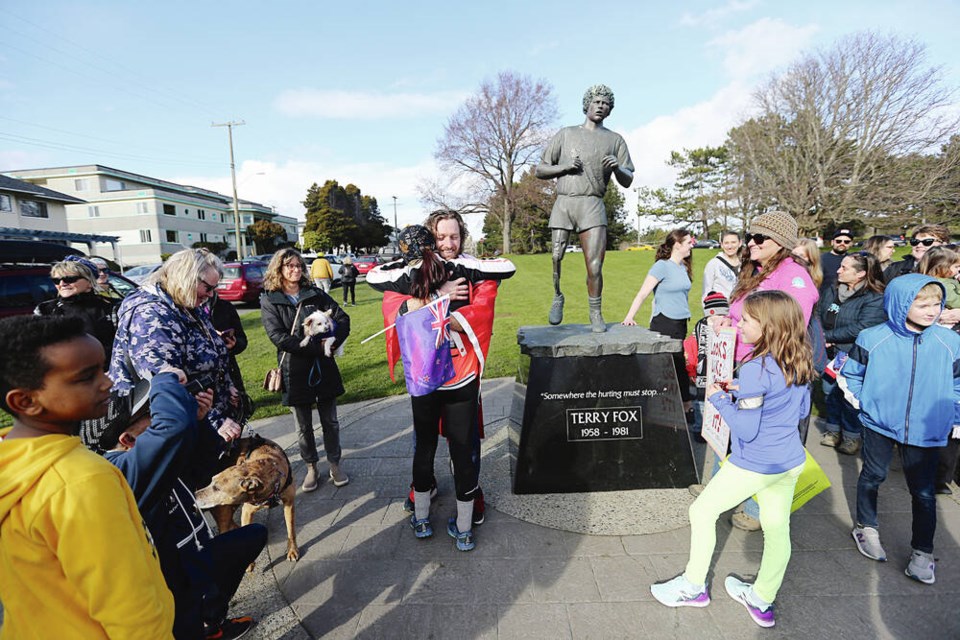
[548,194,607,232]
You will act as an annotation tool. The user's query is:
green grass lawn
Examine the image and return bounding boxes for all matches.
[241,248,706,419]
[238,246,916,420]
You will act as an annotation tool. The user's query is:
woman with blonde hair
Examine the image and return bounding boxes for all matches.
[261,248,351,491]
[35,255,117,363]
[791,239,823,290]
[108,248,243,470]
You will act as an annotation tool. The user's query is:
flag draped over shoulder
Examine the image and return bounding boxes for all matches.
[395,296,455,396]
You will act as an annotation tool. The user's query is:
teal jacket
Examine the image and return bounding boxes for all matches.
[843,274,960,447]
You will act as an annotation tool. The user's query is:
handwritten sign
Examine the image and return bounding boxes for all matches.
[701,326,736,457]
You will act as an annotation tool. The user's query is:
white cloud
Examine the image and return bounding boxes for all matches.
[273,89,468,120]
[707,17,819,79]
[680,0,760,27]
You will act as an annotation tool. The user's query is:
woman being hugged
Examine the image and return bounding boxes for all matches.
[622,229,695,411]
[651,290,814,629]
[261,249,351,492]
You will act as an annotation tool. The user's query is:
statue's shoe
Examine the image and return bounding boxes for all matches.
[548,294,564,325]
[589,309,606,333]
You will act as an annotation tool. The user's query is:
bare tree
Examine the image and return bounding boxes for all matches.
[431,72,558,253]
[727,32,959,234]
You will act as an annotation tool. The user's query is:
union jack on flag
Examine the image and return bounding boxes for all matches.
[429,296,451,348]
[395,295,455,396]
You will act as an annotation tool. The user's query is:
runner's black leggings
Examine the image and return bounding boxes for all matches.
[410,380,480,502]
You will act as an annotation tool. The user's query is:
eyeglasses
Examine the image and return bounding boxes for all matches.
[747,233,770,246]
[833,238,852,245]
[52,276,83,285]
[282,263,303,271]
[910,237,937,247]
[197,279,218,293]
[98,269,108,274]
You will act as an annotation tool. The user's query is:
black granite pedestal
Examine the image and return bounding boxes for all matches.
[509,324,697,494]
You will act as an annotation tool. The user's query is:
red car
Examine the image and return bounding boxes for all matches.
[354,255,379,276]
[217,261,266,304]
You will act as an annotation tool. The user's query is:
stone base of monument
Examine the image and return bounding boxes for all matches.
[509,323,698,494]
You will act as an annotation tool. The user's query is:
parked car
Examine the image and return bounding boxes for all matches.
[354,255,379,276]
[0,264,138,318]
[124,263,163,284]
[324,255,343,288]
[694,239,720,249]
[217,260,267,304]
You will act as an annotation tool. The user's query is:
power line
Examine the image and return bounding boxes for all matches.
[0,132,225,168]
[0,7,223,118]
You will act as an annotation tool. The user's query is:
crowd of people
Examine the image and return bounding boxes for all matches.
[0,209,957,635]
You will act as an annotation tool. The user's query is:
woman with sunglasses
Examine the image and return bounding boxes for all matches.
[35,255,118,365]
[883,223,949,283]
[718,211,819,531]
[818,252,887,456]
[108,248,243,483]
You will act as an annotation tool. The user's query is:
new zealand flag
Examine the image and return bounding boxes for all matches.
[395,296,455,396]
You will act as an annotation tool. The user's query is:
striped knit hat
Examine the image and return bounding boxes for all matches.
[703,291,730,316]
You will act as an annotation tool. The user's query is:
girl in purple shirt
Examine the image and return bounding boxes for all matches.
[651,290,814,629]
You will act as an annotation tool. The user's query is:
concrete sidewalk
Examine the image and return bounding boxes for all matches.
[234,378,960,639]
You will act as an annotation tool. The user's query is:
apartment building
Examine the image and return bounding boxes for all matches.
[5,165,296,265]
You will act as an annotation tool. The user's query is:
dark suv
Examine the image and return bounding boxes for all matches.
[218,261,266,304]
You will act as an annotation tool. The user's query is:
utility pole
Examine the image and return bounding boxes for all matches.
[212,120,246,259]
[634,186,642,248]
[392,195,398,252]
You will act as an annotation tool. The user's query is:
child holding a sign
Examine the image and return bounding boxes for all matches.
[651,290,813,628]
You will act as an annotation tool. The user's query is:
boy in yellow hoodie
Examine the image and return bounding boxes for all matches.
[0,315,174,640]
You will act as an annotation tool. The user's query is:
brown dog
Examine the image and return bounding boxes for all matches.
[195,435,299,568]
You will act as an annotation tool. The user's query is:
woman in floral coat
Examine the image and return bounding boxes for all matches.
[108,249,242,481]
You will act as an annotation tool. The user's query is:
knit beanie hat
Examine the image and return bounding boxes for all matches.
[749,210,798,250]
[397,225,436,264]
[702,291,730,316]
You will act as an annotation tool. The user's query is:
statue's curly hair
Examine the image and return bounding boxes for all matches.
[582,84,615,114]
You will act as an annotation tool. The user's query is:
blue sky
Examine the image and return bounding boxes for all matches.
[2,0,958,237]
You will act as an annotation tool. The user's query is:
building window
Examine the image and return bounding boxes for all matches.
[74,179,89,191]
[184,209,189,215]
[198,209,206,220]
[104,178,126,191]
[165,230,178,243]
[139,229,152,243]
[163,204,176,216]
[88,206,100,218]
[137,202,149,214]
[20,199,48,218]
[242,215,252,224]
[0,194,11,212]
[200,232,208,242]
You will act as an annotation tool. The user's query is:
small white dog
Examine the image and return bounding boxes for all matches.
[299,309,344,357]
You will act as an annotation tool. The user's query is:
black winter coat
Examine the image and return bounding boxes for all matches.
[339,264,360,284]
[818,284,886,355]
[260,286,350,406]
[35,291,117,363]
[883,255,916,283]
[210,295,248,394]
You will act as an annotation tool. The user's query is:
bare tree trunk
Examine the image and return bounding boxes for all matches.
[502,197,511,254]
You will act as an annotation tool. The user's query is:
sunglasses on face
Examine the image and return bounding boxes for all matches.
[197,279,218,293]
[910,237,937,247]
[833,238,852,245]
[747,233,769,246]
[52,276,83,285]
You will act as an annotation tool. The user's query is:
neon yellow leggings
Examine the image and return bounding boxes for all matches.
[684,459,804,603]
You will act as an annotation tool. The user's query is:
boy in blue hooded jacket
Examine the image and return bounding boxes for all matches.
[843,274,960,585]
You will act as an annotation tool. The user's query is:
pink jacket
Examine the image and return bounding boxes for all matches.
[729,257,819,362]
